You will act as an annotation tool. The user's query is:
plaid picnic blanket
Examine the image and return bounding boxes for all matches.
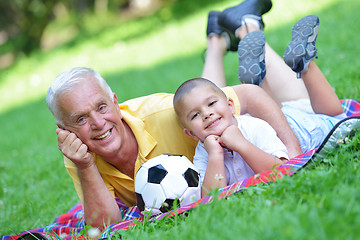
[2,99,360,240]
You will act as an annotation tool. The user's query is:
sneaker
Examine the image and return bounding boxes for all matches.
[207,11,225,36]
[283,15,319,78]
[218,0,272,36]
[238,30,266,85]
[206,11,239,51]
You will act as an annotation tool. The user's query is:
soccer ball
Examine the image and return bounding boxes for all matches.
[135,154,201,215]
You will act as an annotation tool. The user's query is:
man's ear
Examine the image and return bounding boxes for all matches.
[113,93,123,119]
[227,98,236,115]
[113,92,119,104]
[184,129,199,141]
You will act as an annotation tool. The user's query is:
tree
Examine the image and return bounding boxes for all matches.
[0,0,60,55]
[0,0,162,57]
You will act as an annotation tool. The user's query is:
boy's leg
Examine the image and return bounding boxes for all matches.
[236,29,309,105]
[202,35,227,88]
[219,0,309,104]
[301,61,344,116]
[261,43,309,104]
[284,15,343,116]
[202,11,239,88]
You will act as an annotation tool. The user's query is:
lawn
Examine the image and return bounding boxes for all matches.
[0,0,359,238]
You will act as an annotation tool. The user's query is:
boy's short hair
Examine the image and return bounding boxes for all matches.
[173,78,226,117]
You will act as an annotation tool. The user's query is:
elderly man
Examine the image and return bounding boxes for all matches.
[46,0,302,228]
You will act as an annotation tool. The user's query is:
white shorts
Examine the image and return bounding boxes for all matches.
[282,99,347,153]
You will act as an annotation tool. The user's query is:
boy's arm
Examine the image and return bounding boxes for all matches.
[220,124,287,174]
[232,84,302,158]
[237,142,286,173]
[232,141,286,174]
[201,135,227,197]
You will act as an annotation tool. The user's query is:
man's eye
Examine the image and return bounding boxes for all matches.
[77,117,86,125]
[99,105,107,112]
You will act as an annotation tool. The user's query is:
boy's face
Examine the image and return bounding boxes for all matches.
[179,85,235,142]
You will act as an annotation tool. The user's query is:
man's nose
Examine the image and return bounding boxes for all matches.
[90,112,105,129]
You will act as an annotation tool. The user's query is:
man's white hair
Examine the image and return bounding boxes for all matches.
[46,67,113,126]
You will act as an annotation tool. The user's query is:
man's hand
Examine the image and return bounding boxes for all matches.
[56,127,123,228]
[56,128,94,169]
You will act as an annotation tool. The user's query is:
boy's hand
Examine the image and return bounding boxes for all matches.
[204,135,224,156]
[220,125,247,151]
[56,128,95,169]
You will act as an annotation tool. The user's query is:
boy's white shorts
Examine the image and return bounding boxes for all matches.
[282,99,347,153]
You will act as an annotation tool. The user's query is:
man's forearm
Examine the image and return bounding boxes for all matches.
[77,164,122,229]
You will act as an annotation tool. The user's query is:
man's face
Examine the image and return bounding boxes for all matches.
[179,86,235,142]
[57,77,125,159]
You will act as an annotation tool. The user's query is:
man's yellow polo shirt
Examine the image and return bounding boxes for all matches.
[64,87,240,206]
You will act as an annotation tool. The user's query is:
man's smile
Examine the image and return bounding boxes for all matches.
[94,129,112,140]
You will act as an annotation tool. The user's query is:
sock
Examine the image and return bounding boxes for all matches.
[221,32,231,50]
[243,18,261,29]
[235,16,262,37]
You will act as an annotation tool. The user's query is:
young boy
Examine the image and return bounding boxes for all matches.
[173,15,347,197]
[173,78,289,196]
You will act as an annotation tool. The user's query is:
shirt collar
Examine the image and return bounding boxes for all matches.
[94,108,157,178]
[120,109,157,159]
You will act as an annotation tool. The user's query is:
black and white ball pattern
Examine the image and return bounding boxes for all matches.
[135,154,201,215]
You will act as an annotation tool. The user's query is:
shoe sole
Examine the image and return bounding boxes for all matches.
[283,15,319,74]
[238,31,266,85]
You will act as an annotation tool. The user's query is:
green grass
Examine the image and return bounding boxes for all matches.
[0,0,360,238]
[119,134,360,239]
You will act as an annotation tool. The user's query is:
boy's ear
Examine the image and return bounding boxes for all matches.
[184,129,199,141]
[227,98,236,115]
